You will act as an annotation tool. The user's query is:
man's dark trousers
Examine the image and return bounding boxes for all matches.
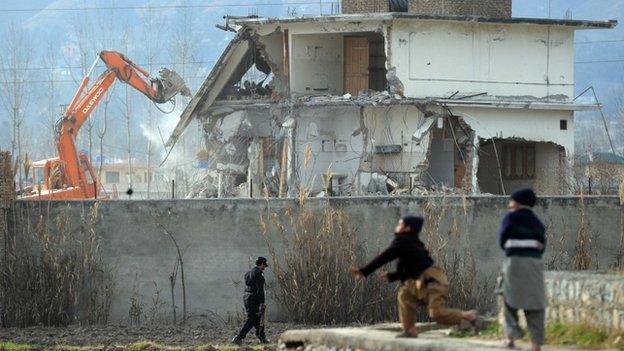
[237,295,266,340]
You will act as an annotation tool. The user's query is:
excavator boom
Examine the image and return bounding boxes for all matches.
[22,51,191,200]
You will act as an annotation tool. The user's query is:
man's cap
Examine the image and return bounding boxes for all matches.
[401,214,424,233]
[511,188,537,207]
[256,256,269,267]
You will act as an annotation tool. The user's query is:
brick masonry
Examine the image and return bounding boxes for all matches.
[499,271,624,330]
[409,0,511,18]
[342,0,512,17]
[342,0,389,14]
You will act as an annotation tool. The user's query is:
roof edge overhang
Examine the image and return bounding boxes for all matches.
[232,13,617,30]
[206,97,600,112]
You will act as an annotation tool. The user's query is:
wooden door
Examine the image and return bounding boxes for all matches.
[344,37,369,95]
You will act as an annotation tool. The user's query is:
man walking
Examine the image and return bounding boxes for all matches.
[231,257,269,345]
[348,215,478,338]
[498,188,546,351]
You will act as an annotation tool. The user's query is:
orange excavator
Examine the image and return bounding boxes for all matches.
[21,51,191,199]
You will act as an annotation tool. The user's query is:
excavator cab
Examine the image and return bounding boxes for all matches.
[25,153,100,199]
[25,158,67,197]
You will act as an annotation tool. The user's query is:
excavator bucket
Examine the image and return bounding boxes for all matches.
[157,68,192,102]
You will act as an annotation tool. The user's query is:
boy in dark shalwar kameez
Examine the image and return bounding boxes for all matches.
[498,188,546,351]
[348,215,479,338]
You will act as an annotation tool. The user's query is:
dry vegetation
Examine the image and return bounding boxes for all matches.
[421,197,495,314]
[0,202,114,327]
[260,202,396,324]
[260,195,496,325]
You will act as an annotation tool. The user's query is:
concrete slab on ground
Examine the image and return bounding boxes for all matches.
[277,323,608,351]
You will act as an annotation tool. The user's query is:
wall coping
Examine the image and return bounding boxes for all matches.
[546,270,624,281]
[14,195,622,206]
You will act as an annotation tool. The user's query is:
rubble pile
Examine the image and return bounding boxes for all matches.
[300,90,405,106]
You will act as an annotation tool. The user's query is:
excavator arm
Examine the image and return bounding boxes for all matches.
[26,51,191,199]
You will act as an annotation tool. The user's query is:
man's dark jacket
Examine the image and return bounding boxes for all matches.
[359,232,434,282]
[498,208,546,258]
[244,266,265,305]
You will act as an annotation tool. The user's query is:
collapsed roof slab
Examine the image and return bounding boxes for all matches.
[165,31,252,148]
[232,13,617,30]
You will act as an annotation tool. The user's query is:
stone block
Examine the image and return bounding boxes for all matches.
[540,272,624,330]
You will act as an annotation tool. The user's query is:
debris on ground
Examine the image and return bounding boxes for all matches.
[0,323,296,349]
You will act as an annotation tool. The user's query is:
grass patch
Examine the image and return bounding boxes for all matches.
[0,341,39,351]
[546,322,624,349]
[448,321,503,338]
[53,346,100,351]
[450,320,624,349]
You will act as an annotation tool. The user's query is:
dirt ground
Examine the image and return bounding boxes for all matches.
[0,323,299,350]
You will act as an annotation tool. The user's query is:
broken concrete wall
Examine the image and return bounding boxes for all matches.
[453,107,573,195]
[197,101,574,197]
[278,20,385,97]
[453,107,574,152]
[391,19,575,99]
[15,196,623,322]
[295,106,363,193]
[294,105,429,195]
[257,29,288,96]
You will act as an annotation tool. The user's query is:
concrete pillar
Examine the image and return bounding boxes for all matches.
[471,133,480,195]
[282,118,297,197]
[247,138,262,198]
[217,172,224,198]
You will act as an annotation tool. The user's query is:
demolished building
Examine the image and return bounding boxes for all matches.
[166,0,617,198]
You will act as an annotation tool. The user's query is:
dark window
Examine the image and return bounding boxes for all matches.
[560,119,568,130]
[502,144,536,180]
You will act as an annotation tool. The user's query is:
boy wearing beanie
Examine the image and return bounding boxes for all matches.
[498,188,546,351]
[348,214,478,338]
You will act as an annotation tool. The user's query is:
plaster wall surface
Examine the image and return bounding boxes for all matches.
[291,33,345,95]
[365,106,429,174]
[13,196,622,323]
[391,20,574,99]
[295,105,429,193]
[295,106,364,190]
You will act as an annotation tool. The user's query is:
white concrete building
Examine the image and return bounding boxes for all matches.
[167,3,616,197]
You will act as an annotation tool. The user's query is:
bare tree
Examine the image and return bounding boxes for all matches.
[120,27,135,194]
[168,0,201,196]
[97,89,115,182]
[42,43,60,157]
[0,23,33,188]
[63,13,98,161]
[141,2,166,199]
[94,7,118,186]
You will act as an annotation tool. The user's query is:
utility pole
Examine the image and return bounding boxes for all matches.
[548,0,552,18]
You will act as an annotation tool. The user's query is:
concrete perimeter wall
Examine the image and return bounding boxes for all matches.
[12,196,623,323]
